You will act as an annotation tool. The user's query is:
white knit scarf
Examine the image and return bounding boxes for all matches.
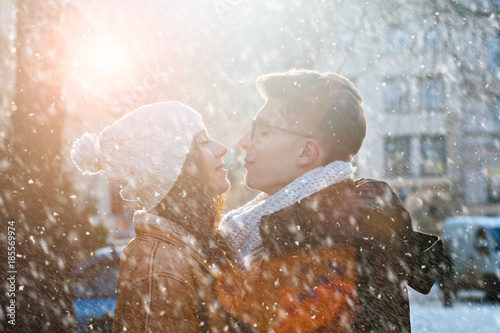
[218,160,355,272]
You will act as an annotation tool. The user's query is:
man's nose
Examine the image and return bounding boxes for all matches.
[238,129,251,150]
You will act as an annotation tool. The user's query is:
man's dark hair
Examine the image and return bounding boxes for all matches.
[257,69,366,163]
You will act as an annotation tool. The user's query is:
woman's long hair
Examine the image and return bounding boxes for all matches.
[152,143,228,264]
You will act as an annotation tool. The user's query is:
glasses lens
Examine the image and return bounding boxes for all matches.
[252,122,274,145]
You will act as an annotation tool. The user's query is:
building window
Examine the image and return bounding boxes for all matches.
[419,78,445,111]
[489,37,500,70]
[421,136,446,176]
[385,136,411,176]
[387,26,410,52]
[384,80,410,113]
[463,99,488,133]
[492,99,500,132]
[422,26,443,51]
[460,0,492,7]
[486,166,500,203]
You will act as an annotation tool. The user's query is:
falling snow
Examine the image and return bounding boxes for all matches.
[0,0,499,331]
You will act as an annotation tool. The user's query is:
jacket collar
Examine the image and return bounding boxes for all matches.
[258,178,416,254]
[258,180,362,256]
[134,210,208,262]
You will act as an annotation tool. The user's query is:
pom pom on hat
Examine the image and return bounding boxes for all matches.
[71,133,102,174]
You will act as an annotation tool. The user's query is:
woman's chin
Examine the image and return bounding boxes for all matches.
[209,179,231,196]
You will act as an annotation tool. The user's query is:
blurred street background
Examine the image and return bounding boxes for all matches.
[410,285,500,332]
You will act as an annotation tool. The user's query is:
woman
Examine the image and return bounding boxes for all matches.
[71,102,247,332]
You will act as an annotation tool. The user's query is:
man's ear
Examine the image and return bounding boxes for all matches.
[297,138,323,167]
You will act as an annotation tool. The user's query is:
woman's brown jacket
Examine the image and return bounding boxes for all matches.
[112,211,247,333]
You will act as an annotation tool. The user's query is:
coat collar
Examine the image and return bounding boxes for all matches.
[134,210,208,262]
[258,178,417,256]
[258,179,363,257]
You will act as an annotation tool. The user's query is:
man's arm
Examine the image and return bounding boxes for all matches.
[350,179,443,294]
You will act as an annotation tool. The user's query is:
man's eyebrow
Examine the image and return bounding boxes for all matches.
[253,118,271,126]
[197,130,208,139]
[253,117,273,124]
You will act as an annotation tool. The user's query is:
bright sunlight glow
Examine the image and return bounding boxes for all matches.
[81,36,128,78]
[87,48,116,73]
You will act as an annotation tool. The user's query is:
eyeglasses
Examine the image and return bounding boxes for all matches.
[250,119,311,141]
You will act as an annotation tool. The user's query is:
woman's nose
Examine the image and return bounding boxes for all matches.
[216,141,229,157]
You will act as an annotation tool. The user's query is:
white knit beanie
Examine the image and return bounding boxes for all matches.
[71,102,204,211]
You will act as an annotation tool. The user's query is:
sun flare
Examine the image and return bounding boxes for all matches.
[81,35,128,78]
[87,47,116,73]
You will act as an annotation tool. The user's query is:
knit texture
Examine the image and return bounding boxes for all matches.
[71,102,204,211]
[218,160,355,272]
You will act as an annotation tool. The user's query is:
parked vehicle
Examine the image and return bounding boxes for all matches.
[74,245,125,333]
[441,216,500,302]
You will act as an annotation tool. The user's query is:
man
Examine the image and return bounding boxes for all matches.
[218,69,442,332]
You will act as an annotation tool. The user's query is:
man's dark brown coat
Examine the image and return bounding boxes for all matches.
[259,178,442,332]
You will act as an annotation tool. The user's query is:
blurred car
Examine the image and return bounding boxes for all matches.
[441,216,500,303]
[74,245,125,333]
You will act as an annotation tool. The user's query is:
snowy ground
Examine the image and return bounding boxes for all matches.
[409,284,500,332]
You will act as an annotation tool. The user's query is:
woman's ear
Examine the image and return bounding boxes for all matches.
[297,138,323,167]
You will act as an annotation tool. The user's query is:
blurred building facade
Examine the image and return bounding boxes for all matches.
[318,0,500,232]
